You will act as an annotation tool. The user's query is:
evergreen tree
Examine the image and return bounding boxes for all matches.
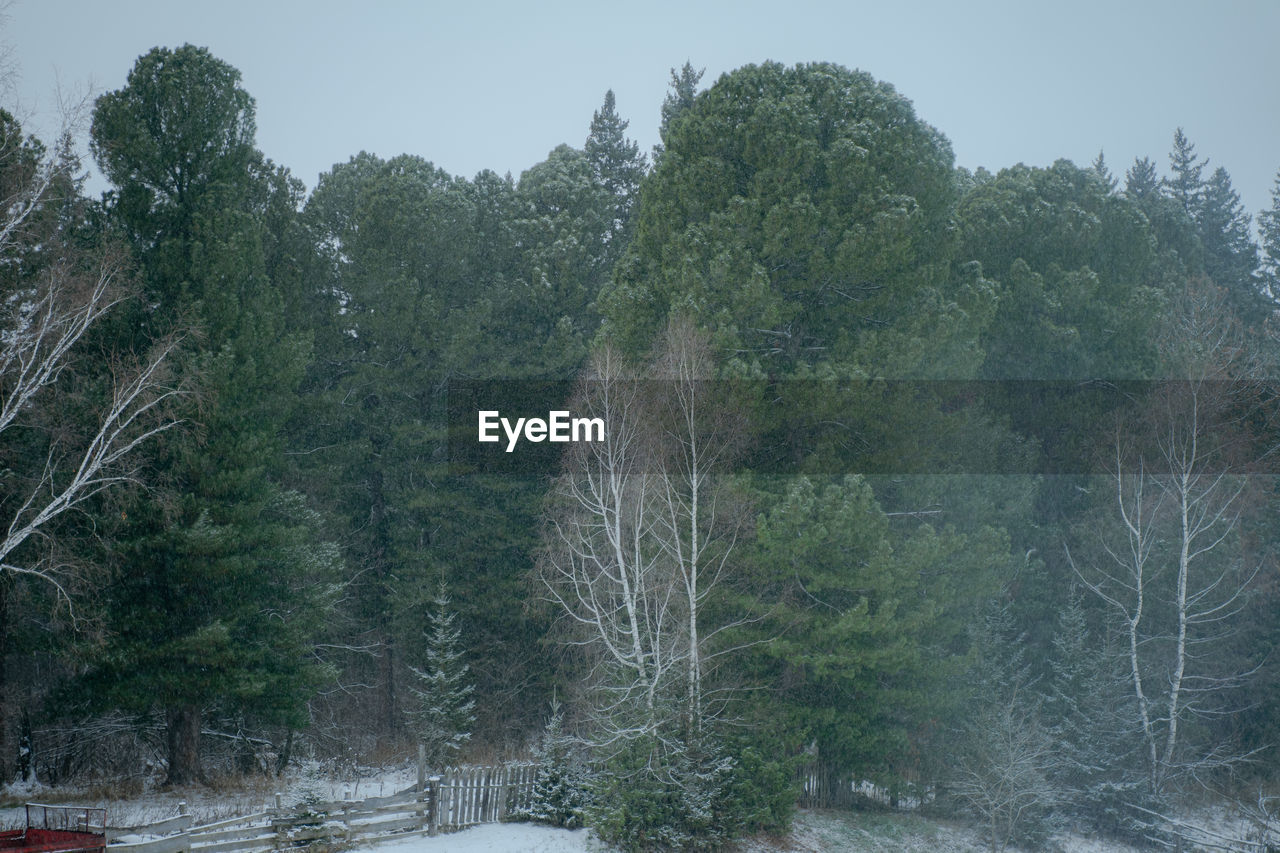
[86,44,337,785]
[515,144,613,360]
[660,63,704,135]
[602,61,987,377]
[653,62,704,162]
[298,152,552,747]
[584,90,646,265]
[1166,127,1204,216]
[958,159,1164,379]
[1260,169,1280,298]
[1124,156,1161,203]
[1043,589,1140,835]
[1090,150,1117,193]
[516,698,589,828]
[1196,165,1265,323]
[409,583,475,769]
[1124,154,1202,286]
[747,476,1007,788]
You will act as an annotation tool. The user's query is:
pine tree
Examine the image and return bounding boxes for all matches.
[409,583,475,768]
[653,62,704,163]
[584,90,646,259]
[517,698,589,828]
[1091,150,1117,193]
[1166,127,1204,216]
[86,45,339,786]
[1043,589,1137,834]
[1124,156,1161,202]
[1196,165,1264,322]
[1260,169,1280,298]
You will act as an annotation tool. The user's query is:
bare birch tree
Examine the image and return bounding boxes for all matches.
[0,107,182,606]
[648,321,746,737]
[539,324,747,755]
[1070,378,1259,796]
[541,345,678,746]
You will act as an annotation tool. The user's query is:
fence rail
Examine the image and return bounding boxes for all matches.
[104,762,538,853]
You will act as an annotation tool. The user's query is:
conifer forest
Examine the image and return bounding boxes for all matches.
[5,26,1280,852]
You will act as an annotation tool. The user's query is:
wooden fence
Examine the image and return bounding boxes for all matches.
[795,762,920,810]
[105,762,538,853]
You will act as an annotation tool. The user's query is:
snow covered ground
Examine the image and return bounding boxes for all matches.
[349,824,606,853]
[0,761,421,829]
[2,763,1262,852]
[347,810,1146,853]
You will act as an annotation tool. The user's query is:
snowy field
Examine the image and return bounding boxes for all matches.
[342,809,1150,852]
[349,824,606,853]
[3,763,1262,852]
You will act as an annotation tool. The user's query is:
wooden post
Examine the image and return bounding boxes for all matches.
[426,776,441,837]
[417,743,426,793]
[273,793,285,849]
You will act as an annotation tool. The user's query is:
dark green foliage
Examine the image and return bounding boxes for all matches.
[659,63,703,139]
[747,476,1007,788]
[601,61,989,379]
[1166,128,1204,216]
[410,585,475,768]
[584,90,646,258]
[1261,170,1280,296]
[515,699,589,828]
[587,734,734,852]
[83,44,338,783]
[957,159,1165,379]
[295,151,557,745]
[1196,166,1266,324]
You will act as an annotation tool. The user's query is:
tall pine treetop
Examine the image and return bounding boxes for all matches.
[92,44,256,212]
[660,63,704,137]
[1260,169,1280,297]
[584,89,646,251]
[1124,156,1161,201]
[1166,127,1205,215]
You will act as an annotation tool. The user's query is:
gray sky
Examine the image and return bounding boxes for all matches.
[5,1,1279,217]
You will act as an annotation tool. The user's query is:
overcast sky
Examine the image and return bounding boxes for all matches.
[5,1,1278,217]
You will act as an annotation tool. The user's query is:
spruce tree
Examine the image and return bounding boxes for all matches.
[1260,169,1280,298]
[1124,156,1161,202]
[517,698,589,828]
[1090,150,1117,193]
[584,90,646,261]
[1196,166,1265,323]
[409,583,475,769]
[653,62,704,163]
[1166,127,1204,216]
[660,62,704,136]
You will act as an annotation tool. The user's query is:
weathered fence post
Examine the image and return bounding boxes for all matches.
[427,775,441,837]
[273,793,285,849]
[417,743,426,792]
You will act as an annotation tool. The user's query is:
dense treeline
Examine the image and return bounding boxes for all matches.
[5,46,1280,850]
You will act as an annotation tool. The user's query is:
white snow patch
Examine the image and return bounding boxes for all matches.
[350,823,606,853]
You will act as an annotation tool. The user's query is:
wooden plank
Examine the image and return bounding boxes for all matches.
[276,826,346,844]
[359,789,420,810]
[107,835,189,853]
[185,813,269,834]
[108,815,192,841]
[187,834,276,853]
[187,824,270,845]
[345,816,419,836]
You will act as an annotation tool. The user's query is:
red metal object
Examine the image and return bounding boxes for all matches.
[0,806,105,853]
